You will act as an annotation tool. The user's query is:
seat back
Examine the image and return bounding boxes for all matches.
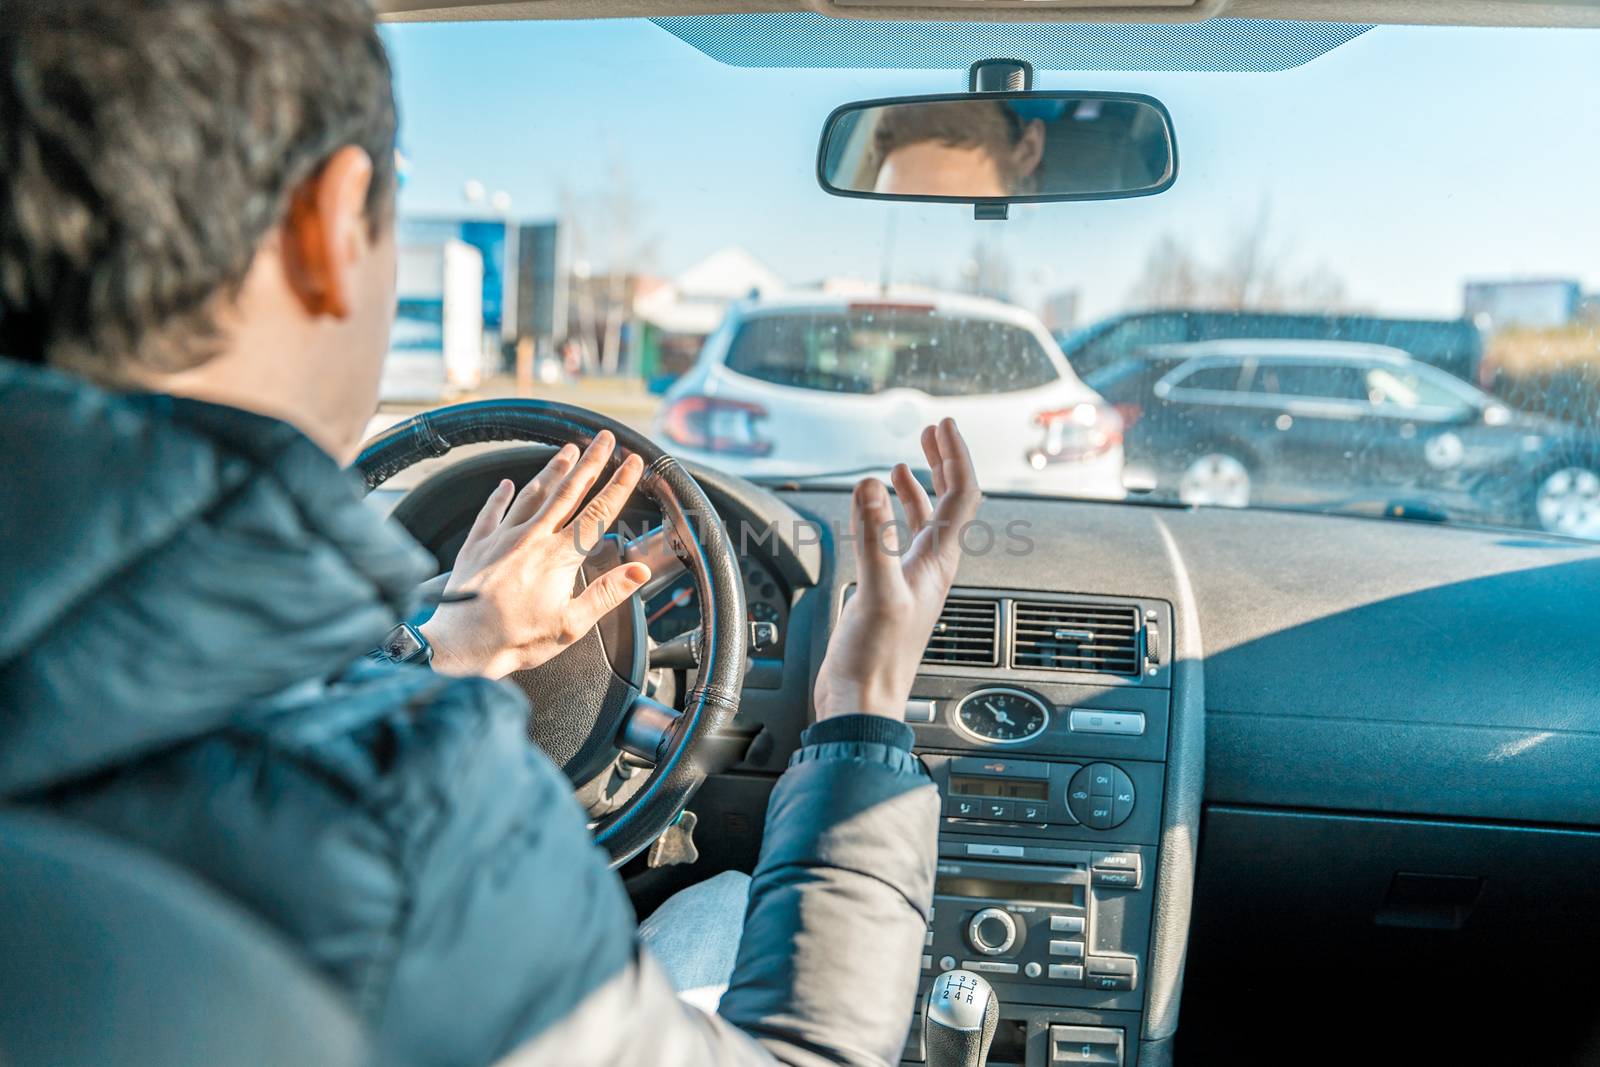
[0,809,368,1067]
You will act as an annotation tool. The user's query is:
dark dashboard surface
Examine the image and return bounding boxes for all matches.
[777,488,1600,827]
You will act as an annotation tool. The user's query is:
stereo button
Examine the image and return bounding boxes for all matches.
[1049,915,1085,934]
[1047,964,1084,983]
[1025,962,1043,978]
[966,843,1024,858]
[1087,973,1134,992]
[1048,939,1085,958]
[1092,868,1140,890]
[1085,956,1137,977]
[962,960,1019,975]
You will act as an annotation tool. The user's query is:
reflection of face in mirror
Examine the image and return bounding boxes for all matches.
[870,101,1046,198]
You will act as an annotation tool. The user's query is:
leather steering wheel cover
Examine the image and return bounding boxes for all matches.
[357,399,747,866]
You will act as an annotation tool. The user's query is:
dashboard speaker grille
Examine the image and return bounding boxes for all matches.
[1012,601,1141,675]
[922,597,1000,667]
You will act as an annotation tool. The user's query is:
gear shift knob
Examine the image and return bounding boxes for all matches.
[923,969,1000,1067]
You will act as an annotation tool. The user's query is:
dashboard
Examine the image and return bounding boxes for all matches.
[380,448,1600,1067]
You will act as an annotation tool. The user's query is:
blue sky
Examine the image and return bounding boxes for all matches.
[384,18,1599,322]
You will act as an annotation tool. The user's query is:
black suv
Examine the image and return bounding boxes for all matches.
[1059,308,1485,382]
[1087,339,1600,537]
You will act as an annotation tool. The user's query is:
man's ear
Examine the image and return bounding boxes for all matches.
[1011,119,1046,181]
[281,146,376,320]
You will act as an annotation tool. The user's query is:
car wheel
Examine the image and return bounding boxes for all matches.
[1179,452,1252,508]
[1534,466,1600,539]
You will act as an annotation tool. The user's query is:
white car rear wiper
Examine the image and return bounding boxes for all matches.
[752,465,936,493]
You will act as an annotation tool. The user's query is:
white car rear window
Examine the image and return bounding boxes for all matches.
[724,310,1060,396]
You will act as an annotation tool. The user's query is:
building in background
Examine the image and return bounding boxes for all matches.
[1578,292,1600,326]
[634,247,784,385]
[383,239,484,401]
[1464,279,1583,331]
[384,215,567,400]
[1041,289,1081,334]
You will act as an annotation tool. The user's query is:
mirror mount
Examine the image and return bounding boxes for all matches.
[969,61,1030,217]
[969,58,1033,93]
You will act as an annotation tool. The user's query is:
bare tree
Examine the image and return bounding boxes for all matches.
[1128,232,1207,308]
[558,158,655,375]
[1126,202,1348,313]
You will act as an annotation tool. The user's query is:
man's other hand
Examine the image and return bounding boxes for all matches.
[813,419,982,721]
[420,431,651,678]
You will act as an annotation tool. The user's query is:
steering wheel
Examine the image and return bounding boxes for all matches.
[356,399,747,867]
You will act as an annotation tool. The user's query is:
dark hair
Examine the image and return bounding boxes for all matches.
[0,0,397,376]
[869,100,1024,176]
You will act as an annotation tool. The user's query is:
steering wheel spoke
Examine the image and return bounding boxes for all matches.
[624,523,689,600]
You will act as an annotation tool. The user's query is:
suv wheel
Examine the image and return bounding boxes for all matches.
[1179,452,1252,508]
[1534,466,1600,539]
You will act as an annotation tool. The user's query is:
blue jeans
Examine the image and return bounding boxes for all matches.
[636,870,750,1013]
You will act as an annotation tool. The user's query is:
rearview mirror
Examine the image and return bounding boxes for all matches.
[817,92,1177,206]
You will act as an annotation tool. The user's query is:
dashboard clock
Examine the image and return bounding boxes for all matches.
[954,688,1051,745]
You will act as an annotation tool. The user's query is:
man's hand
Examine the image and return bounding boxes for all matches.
[813,419,982,721]
[420,431,651,679]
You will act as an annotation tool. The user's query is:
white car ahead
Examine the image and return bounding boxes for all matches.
[654,290,1125,497]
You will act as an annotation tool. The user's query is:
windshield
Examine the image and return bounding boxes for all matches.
[378,17,1600,536]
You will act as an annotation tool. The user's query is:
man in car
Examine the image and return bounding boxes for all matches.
[870,99,1046,197]
[0,3,980,1065]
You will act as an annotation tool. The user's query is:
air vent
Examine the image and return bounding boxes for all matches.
[1012,601,1141,675]
[923,597,1000,667]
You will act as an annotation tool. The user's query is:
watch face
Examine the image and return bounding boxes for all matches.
[383,625,425,663]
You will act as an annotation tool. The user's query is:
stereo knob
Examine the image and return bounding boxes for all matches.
[967,907,1018,956]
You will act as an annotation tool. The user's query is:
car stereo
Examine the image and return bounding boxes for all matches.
[922,854,1141,993]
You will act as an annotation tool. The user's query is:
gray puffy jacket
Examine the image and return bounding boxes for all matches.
[0,361,938,1067]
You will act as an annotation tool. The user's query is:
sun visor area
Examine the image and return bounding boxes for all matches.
[650,13,1371,71]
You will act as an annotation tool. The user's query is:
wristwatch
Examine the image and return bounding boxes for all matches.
[370,622,433,667]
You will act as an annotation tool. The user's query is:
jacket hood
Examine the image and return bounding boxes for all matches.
[0,361,433,797]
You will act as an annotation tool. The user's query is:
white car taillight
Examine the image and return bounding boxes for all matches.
[1027,403,1123,468]
[662,396,773,456]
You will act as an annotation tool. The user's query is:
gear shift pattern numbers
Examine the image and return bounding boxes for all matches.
[923,970,1000,1067]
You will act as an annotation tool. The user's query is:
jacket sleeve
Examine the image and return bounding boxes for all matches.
[496,713,938,1067]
